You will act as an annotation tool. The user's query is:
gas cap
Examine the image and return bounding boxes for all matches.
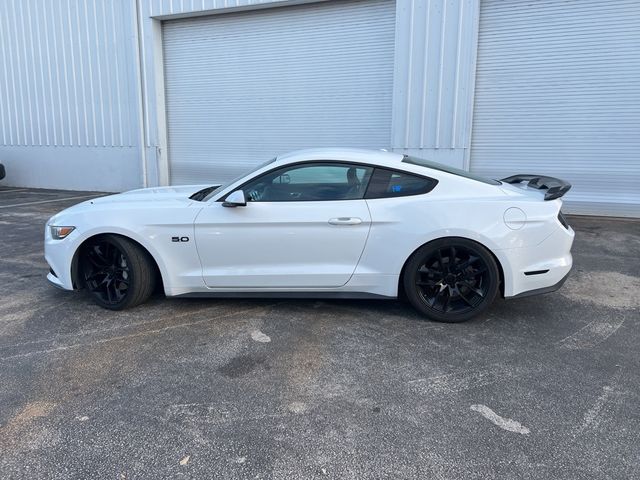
[503,207,527,230]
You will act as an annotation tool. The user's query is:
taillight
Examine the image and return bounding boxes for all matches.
[558,211,569,229]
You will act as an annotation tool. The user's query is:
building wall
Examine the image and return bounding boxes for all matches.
[470,0,640,218]
[0,0,479,191]
[0,0,144,191]
[390,0,479,168]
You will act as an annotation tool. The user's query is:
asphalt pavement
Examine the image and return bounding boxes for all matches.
[1,187,639,479]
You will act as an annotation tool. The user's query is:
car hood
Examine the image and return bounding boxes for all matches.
[90,185,217,205]
[48,185,219,225]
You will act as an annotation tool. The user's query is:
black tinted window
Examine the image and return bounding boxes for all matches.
[242,163,373,202]
[402,155,501,185]
[365,168,437,199]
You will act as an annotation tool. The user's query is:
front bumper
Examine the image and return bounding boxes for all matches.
[44,224,78,291]
[47,271,67,289]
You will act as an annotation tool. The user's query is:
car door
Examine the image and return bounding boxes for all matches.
[194,162,373,288]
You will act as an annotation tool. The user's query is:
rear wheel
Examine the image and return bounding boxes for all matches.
[403,238,499,323]
[80,234,156,310]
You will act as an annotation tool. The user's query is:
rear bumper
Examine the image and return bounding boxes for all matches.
[501,224,574,298]
[510,268,571,299]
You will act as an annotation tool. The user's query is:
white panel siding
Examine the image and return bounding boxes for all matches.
[163,0,395,184]
[0,146,143,192]
[141,0,477,179]
[138,0,324,152]
[0,0,143,191]
[150,0,330,16]
[0,0,478,191]
[471,0,640,217]
[390,0,479,167]
[0,0,139,148]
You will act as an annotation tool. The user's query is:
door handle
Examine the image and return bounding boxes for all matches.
[328,217,362,226]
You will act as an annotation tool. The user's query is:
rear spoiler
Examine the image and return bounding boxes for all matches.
[500,174,571,201]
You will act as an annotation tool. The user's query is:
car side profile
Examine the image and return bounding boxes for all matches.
[45,148,574,322]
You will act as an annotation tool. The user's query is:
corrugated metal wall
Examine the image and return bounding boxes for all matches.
[0,0,143,191]
[1,0,636,215]
[162,0,396,184]
[139,0,479,182]
[0,0,478,191]
[0,0,138,148]
[471,0,640,217]
[391,0,479,167]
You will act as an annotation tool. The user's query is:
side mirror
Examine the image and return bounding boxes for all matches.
[222,190,247,207]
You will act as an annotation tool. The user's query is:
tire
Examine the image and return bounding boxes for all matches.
[80,234,156,310]
[403,238,499,323]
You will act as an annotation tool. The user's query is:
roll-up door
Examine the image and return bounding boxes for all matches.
[162,0,396,185]
[471,0,640,217]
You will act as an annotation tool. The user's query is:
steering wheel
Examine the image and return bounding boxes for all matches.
[247,182,267,202]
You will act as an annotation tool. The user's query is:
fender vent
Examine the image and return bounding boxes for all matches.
[524,270,549,276]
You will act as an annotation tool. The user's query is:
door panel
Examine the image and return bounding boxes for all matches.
[194,200,371,288]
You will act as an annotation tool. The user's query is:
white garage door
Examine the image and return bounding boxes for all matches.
[470,0,640,217]
[163,0,395,185]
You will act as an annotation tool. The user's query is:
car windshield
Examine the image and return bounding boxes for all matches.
[196,157,278,201]
[402,155,501,185]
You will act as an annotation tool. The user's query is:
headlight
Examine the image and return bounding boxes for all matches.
[50,226,75,239]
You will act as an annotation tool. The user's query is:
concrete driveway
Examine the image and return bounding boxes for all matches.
[1,187,639,479]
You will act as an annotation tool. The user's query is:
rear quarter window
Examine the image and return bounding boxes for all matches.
[365,168,437,199]
[402,155,501,186]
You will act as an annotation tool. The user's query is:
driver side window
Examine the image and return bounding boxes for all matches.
[243,163,373,202]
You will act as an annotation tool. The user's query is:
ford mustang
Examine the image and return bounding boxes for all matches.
[45,148,574,322]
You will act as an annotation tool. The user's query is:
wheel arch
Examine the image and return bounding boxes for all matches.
[71,232,165,293]
[397,236,506,299]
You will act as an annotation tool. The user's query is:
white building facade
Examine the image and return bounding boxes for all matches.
[0,0,638,217]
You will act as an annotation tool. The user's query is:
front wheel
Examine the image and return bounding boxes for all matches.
[403,238,500,323]
[80,234,156,310]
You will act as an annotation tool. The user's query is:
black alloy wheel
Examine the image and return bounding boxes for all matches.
[403,238,499,323]
[81,234,155,310]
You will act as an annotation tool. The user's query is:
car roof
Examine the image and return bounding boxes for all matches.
[274,148,505,189]
[205,147,504,202]
[275,148,405,167]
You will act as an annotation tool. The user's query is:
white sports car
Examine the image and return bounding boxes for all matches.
[45,148,574,322]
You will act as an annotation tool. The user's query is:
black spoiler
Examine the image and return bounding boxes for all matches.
[500,174,571,201]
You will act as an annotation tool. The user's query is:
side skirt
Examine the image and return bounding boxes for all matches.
[172,291,396,300]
